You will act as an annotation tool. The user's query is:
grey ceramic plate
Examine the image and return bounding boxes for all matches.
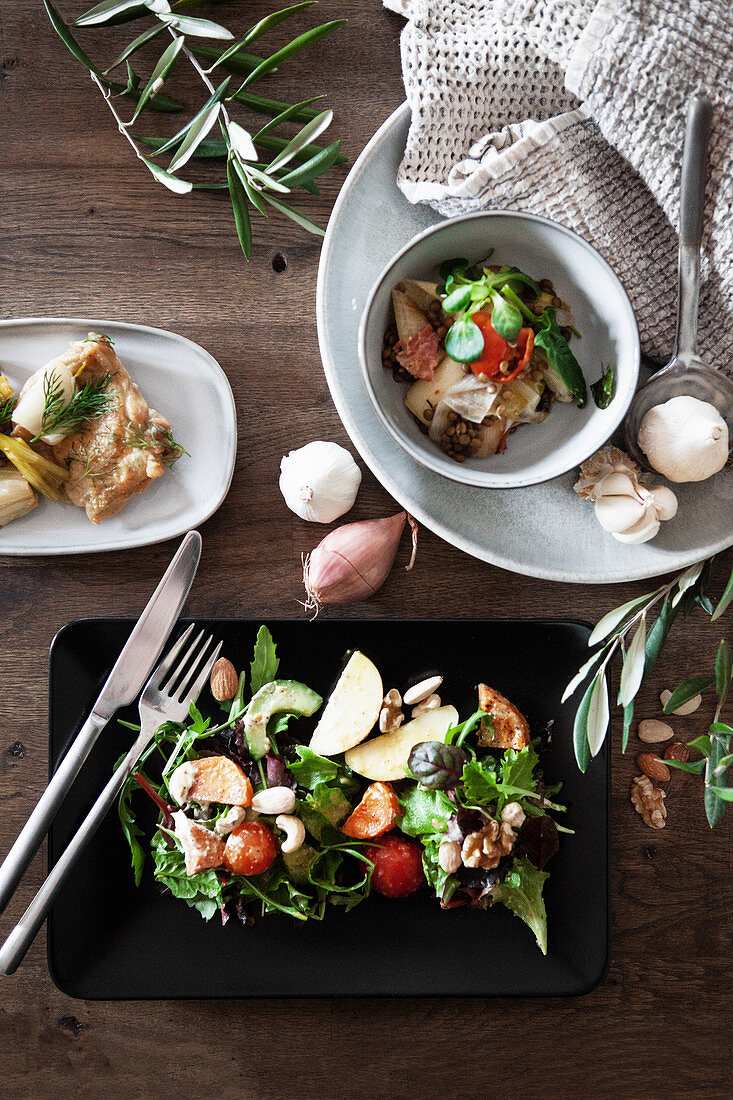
[0,318,236,555]
[316,104,733,582]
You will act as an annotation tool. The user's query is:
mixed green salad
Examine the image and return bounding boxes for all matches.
[119,626,571,954]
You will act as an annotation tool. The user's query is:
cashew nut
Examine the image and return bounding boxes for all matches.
[251,785,296,815]
[276,813,305,854]
[500,801,526,828]
[214,806,247,835]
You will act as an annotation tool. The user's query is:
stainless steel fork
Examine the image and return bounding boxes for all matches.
[0,623,222,975]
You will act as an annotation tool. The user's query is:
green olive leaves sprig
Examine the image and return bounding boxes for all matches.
[43,1,345,259]
[565,554,733,827]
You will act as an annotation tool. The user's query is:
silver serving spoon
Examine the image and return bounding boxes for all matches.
[624,94,733,467]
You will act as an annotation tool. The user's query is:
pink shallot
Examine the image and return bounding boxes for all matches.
[303,511,418,614]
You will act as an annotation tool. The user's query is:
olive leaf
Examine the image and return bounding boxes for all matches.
[234,20,346,92]
[715,639,731,706]
[561,643,609,703]
[131,35,184,122]
[266,109,333,173]
[153,77,230,157]
[261,193,324,236]
[279,141,341,188]
[573,676,595,773]
[227,157,252,259]
[162,15,234,40]
[209,3,316,71]
[588,593,655,646]
[104,22,164,72]
[227,120,258,162]
[587,672,609,757]
[618,615,646,707]
[705,732,731,827]
[142,157,192,193]
[75,0,145,27]
[407,741,467,790]
[672,560,705,608]
[662,675,715,715]
[711,565,733,621]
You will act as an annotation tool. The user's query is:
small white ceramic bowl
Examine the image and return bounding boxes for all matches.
[358,211,640,488]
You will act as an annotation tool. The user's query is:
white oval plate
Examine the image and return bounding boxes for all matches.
[0,318,236,555]
[316,104,733,583]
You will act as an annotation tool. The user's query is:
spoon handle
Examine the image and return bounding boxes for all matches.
[675,94,713,358]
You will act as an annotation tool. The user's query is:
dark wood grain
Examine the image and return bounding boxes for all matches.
[0,3,730,1097]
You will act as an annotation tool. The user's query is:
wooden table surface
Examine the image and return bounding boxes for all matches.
[0,3,730,1097]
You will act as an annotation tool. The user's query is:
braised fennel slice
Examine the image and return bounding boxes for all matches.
[117,626,568,951]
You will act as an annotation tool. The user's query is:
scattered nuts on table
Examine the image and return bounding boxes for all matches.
[638,718,674,743]
[210,657,239,701]
[660,689,702,715]
[664,741,691,763]
[630,774,667,829]
[637,752,671,782]
[403,675,443,706]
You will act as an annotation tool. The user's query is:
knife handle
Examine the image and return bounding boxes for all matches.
[0,710,108,916]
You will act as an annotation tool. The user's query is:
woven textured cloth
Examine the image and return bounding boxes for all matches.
[383,0,733,369]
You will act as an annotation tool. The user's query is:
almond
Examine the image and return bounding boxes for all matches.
[638,718,674,743]
[637,753,670,782]
[665,741,690,763]
[660,689,701,716]
[210,657,239,701]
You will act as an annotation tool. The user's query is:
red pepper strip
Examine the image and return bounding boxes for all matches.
[469,313,535,381]
[469,312,511,377]
[500,327,535,383]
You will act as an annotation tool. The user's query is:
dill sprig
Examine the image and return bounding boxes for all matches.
[36,369,118,441]
[0,395,17,429]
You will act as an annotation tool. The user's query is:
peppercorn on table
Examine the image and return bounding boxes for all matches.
[0,2,729,1098]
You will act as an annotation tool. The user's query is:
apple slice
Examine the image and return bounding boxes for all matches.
[309,651,383,756]
[344,705,459,781]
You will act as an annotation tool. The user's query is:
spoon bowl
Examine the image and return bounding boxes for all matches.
[623,94,733,474]
[624,356,733,469]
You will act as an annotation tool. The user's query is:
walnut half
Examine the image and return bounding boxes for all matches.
[461,820,516,870]
[630,774,667,829]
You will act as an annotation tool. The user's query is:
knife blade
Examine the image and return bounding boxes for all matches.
[0,529,202,916]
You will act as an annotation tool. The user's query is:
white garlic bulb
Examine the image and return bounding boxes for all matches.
[279,441,362,523]
[638,395,729,482]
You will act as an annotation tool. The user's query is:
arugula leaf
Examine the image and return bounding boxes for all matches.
[492,856,549,955]
[421,833,458,899]
[533,308,587,407]
[308,783,352,827]
[152,838,223,921]
[250,624,279,694]
[398,786,453,837]
[290,746,343,788]
[118,773,146,887]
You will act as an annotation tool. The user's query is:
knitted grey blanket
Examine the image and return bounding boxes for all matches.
[383,0,733,371]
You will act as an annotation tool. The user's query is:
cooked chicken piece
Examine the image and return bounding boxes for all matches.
[20,334,177,524]
[477,683,530,750]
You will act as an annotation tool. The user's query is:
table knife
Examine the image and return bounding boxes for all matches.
[0,528,202,916]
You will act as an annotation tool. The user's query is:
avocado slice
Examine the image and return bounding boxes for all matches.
[244,680,322,759]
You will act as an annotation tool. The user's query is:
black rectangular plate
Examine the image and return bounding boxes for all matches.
[47,618,609,999]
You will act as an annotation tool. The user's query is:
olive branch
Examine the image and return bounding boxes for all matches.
[565,554,732,825]
[44,0,346,258]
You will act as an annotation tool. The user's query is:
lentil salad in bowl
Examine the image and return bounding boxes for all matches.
[358,211,640,489]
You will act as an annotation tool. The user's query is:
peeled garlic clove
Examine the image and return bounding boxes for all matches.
[279,441,362,523]
[595,471,641,499]
[594,493,646,533]
[638,395,729,483]
[611,509,661,544]
[648,485,678,521]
